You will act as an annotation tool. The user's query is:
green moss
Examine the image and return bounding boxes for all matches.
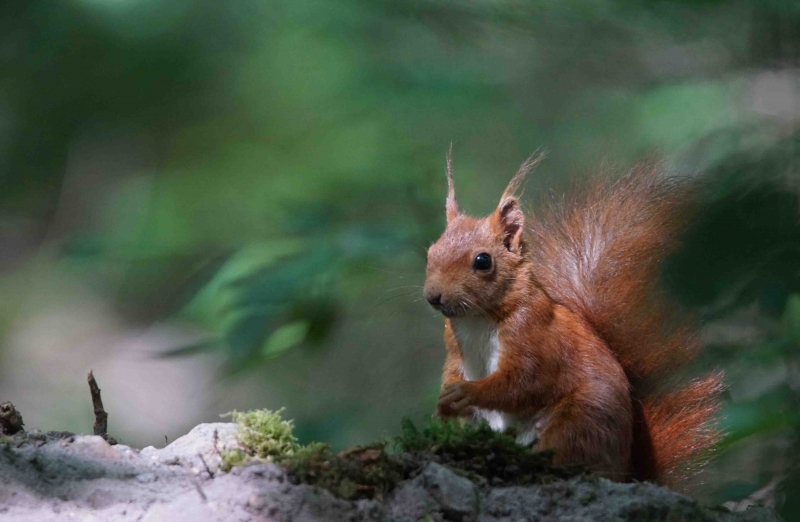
[219,448,247,472]
[280,417,584,500]
[219,408,302,471]
[393,418,584,487]
[283,443,403,500]
[220,410,584,500]
[226,408,300,458]
[394,417,520,452]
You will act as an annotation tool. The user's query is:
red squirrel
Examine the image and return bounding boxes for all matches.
[424,151,723,488]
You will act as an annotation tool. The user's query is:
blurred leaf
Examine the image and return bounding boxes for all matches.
[784,294,800,347]
[262,320,311,360]
[719,385,800,452]
[635,81,742,150]
[157,340,215,359]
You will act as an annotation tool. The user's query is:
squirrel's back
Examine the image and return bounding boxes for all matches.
[527,161,723,487]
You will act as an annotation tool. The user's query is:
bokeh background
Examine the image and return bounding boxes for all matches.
[1,0,800,516]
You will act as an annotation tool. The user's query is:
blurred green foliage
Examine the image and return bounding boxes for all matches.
[2,0,800,515]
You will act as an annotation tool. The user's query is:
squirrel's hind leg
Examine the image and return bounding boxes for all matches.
[536,400,632,482]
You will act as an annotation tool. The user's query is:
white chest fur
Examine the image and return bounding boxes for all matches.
[450,317,501,381]
[449,317,540,446]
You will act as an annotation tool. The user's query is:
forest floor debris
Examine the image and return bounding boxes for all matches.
[0,403,785,521]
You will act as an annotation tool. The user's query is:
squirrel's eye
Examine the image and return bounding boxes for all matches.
[473,252,492,271]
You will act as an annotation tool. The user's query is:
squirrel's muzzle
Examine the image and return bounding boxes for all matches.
[424,288,459,316]
[425,291,442,307]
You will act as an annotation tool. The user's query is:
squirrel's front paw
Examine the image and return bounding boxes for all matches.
[436,382,477,418]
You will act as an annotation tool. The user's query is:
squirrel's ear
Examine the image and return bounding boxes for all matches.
[493,152,542,252]
[495,197,525,252]
[446,144,458,223]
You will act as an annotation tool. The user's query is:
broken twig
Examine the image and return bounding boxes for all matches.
[87,371,115,444]
[0,401,24,435]
[198,453,215,478]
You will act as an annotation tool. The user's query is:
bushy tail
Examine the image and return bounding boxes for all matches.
[634,373,724,486]
[527,160,723,487]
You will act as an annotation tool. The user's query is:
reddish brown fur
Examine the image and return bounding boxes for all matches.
[425,157,722,489]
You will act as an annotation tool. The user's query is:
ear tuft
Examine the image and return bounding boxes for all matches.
[445,144,459,223]
[497,197,525,252]
[501,151,546,201]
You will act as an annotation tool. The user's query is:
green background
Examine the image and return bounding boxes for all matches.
[1,0,800,516]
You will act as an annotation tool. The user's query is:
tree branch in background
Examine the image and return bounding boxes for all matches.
[87,371,116,444]
[0,401,24,435]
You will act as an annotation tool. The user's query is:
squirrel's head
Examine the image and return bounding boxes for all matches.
[424,150,542,319]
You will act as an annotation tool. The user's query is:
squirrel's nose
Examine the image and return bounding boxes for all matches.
[425,292,442,307]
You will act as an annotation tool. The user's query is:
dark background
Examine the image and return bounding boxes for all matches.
[1,0,799,517]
